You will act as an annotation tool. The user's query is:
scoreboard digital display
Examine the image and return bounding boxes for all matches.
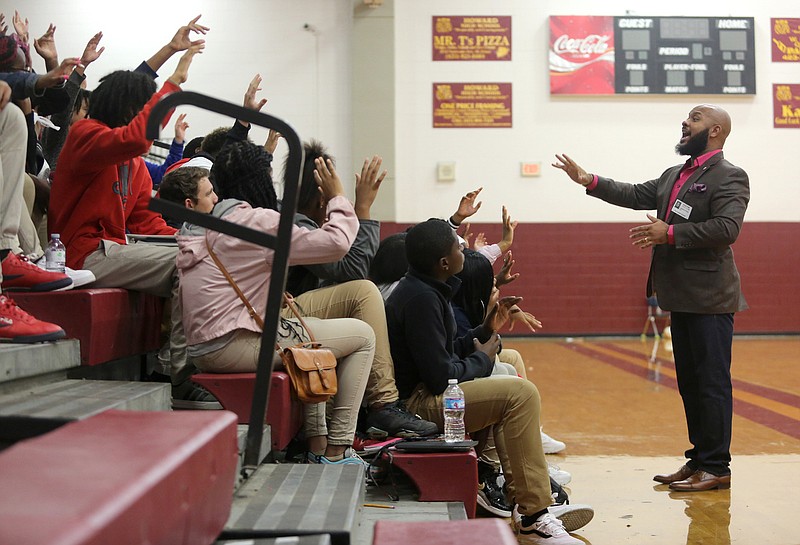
[550,16,756,95]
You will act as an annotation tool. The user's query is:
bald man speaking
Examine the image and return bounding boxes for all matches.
[553,104,749,492]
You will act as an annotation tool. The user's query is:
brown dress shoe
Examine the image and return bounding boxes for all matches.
[669,470,731,491]
[653,464,695,484]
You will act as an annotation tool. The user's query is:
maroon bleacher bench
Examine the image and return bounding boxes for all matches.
[192,371,304,451]
[387,448,478,518]
[12,289,164,366]
[0,409,238,545]
[372,519,516,545]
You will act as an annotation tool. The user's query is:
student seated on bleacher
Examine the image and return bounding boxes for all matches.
[385,219,593,545]
[175,143,375,466]
[279,141,437,440]
[47,18,219,409]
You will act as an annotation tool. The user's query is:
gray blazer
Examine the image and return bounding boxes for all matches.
[590,151,749,314]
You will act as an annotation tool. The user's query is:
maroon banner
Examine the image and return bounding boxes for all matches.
[433,16,511,61]
[433,83,512,128]
[549,15,615,95]
[773,84,800,128]
[771,18,800,62]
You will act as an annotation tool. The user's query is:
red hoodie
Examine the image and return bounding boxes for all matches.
[49,81,179,269]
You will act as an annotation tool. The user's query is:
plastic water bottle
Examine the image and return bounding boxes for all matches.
[443,378,465,442]
[45,234,66,273]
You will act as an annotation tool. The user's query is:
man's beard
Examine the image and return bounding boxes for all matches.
[675,128,709,157]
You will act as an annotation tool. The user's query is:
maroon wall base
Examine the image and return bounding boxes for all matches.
[380,222,800,335]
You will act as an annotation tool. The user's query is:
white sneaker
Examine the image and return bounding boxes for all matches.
[30,256,95,290]
[548,463,572,486]
[65,267,95,288]
[541,427,566,454]
[513,507,582,545]
[548,502,595,532]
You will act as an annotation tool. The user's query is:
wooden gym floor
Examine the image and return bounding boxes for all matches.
[503,335,800,545]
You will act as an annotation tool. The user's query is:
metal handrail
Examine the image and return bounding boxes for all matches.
[146,91,304,472]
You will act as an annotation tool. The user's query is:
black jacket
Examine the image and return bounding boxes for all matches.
[386,269,493,398]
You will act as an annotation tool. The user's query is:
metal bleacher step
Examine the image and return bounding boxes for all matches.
[235,424,273,487]
[0,340,80,391]
[215,536,332,545]
[0,378,170,443]
[221,463,365,545]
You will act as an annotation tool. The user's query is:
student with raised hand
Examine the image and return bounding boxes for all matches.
[385,219,593,545]
[48,41,220,410]
[278,141,438,440]
[179,143,374,466]
[40,30,105,170]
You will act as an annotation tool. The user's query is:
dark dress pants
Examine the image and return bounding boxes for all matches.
[670,311,734,476]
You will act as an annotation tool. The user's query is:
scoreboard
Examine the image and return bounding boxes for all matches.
[616,17,755,94]
[550,16,756,95]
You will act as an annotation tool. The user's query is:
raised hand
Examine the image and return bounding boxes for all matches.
[507,306,542,332]
[167,42,204,87]
[174,113,189,143]
[552,153,593,186]
[484,295,523,332]
[37,57,83,89]
[354,155,387,220]
[243,74,268,112]
[80,31,105,68]
[0,13,8,37]
[452,186,483,224]
[33,23,58,66]
[473,232,487,250]
[495,251,519,287]
[12,10,28,43]
[499,205,518,252]
[264,129,282,154]
[313,157,345,201]
[168,14,209,52]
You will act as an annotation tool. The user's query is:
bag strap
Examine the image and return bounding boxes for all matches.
[205,235,266,331]
[204,236,316,348]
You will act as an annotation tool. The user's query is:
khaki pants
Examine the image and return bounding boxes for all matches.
[406,376,551,516]
[288,279,398,407]
[83,240,192,384]
[16,174,43,258]
[194,318,375,446]
[0,105,27,267]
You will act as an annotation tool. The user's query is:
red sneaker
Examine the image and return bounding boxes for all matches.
[1,252,73,291]
[0,295,66,343]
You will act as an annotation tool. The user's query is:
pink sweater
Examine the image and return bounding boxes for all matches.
[176,196,358,345]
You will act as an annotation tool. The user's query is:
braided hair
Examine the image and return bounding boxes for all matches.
[212,140,277,210]
[87,70,157,129]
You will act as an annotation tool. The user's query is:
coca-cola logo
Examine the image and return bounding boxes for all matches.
[553,34,610,55]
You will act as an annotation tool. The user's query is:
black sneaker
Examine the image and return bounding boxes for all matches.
[550,476,570,506]
[172,380,223,410]
[364,400,438,439]
[477,460,513,518]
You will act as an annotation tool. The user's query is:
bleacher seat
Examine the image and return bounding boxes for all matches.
[372,519,516,545]
[388,449,478,518]
[0,409,238,545]
[192,371,303,451]
[12,289,163,366]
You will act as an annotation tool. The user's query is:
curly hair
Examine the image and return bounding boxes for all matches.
[369,232,409,285]
[199,127,230,158]
[0,36,18,70]
[87,70,157,128]
[212,140,277,210]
